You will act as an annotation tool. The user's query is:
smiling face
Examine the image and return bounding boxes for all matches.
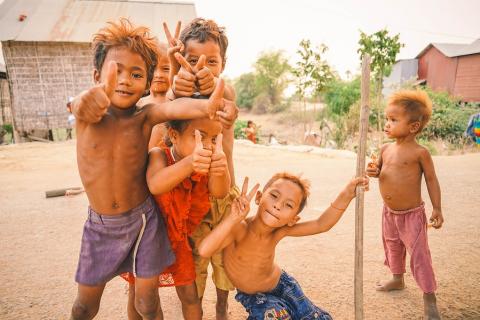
[168,118,223,160]
[94,47,148,109]
[256,178,304,228]
[184,39,224,76]
[150,52,170,94]
[384,103,420,139]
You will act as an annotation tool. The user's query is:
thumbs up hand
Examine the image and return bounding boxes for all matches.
[72,60,117,123]
[192,129,213,175]
[209,133,227,177]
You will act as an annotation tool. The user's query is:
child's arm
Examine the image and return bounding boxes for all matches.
[277,177,369,238]
[219,85,237,186]
[208,133,231,198]
[71,61,116,124]
[146,78,225,126]
[198,177,259,257]
[146,133,213,195]
[419,148,444,228]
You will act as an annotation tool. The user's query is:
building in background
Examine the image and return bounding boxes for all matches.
[0,0,196,141]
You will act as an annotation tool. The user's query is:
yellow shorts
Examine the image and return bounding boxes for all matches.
[191,185,240,297]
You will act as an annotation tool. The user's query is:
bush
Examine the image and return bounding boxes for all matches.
[234,119,248,139]
[420,88,480,145]
[324,77,361,116]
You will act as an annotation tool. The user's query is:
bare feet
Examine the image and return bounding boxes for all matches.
[375,274,405,291]
[424,293,441,319]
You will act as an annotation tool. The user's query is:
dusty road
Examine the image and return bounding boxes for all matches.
[0,141,479,319]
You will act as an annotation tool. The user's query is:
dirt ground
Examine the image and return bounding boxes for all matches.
[0,140,479,320]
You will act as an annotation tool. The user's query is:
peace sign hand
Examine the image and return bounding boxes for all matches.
[72,60,116,123]
[230,177,260,222]
[163,22,184,70]
[191,129,213,175]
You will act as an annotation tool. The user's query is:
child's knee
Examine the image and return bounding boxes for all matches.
[134,294,160,318]
[71,300,99,320]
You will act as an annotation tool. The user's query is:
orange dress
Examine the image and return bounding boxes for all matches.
[121,147,211,286]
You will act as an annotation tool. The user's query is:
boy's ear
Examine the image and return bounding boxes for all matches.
[410,121,421,133]
[287,215,300,227]
[255,190,262,205]
[93,69,100,84]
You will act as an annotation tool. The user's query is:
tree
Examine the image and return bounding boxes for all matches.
[292,39,335,133]
[254,50,291,110]
[358,29,404,129]
[234,72,258,110]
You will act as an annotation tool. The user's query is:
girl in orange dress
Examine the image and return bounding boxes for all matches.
[123,116,230,320]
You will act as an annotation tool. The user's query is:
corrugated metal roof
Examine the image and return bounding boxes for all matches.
[416,39,480,58]
[0,0,196,42]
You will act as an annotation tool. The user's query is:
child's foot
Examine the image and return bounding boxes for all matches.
[424,293,441,319]
[375,276,405,291]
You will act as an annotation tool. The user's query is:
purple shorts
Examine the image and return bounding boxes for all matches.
[75,196,175,286]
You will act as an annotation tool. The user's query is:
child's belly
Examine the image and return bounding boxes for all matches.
[379,168,423,210]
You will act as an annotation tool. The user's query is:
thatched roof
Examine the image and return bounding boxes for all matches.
[0,0,196,42]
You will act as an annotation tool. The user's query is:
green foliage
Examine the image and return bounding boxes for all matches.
[234,73,258,110]
[254,50,291,108]
[324,77,361,115]
[357,29,404,80]
[2,124,13,134]
[420,88,480,144]
[234,119,248,139]
[417,138,438,155]
[292,39,335,100]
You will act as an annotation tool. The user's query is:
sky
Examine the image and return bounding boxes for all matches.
[1,0,479,80]
[192,0,480,79]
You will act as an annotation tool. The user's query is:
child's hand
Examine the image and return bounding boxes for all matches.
[216,99,239,129]
[207,79,225,120]
[73,60,116,123]
[192,130,212,174]
[429,208,444,229]
[230,177,260,222]
[366,154,380,177]
[196,67,216,96]
[163,21,184,73]
[173,53,197,97]
[210,133,227,177]
[344,175,370,198]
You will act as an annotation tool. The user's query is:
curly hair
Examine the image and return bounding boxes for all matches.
[180,18,228,67]
[92,18,158,84]
[263,172,311,213]
[388,89,433,132]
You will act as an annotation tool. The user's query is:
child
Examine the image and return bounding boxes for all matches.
[198,173,369,319]
[366,90,443,320]
[244,120,256,144]
[124,116,230,320]
[168,18,239,319]
[69,18,232,320]
[137,41,171,150]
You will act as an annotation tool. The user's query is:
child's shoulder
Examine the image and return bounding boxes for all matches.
[148,147,168,166]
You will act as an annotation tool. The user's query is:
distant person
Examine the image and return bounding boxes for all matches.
[198,173,369,319]
[244,120,256,144]
[367,90,443,320]
[465,112,480,145]
[66,97,75,140]
[268,133,280,145]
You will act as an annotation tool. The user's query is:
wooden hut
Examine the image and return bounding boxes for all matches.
[0,0,196,141]
[416,39,480,103]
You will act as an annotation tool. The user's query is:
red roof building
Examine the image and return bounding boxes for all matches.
[416,39,480,102]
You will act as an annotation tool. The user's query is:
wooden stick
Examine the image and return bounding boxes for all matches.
[45,187,83,198]
[355,54,371,320]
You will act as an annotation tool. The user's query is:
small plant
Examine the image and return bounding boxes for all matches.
[234,120,248,139]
